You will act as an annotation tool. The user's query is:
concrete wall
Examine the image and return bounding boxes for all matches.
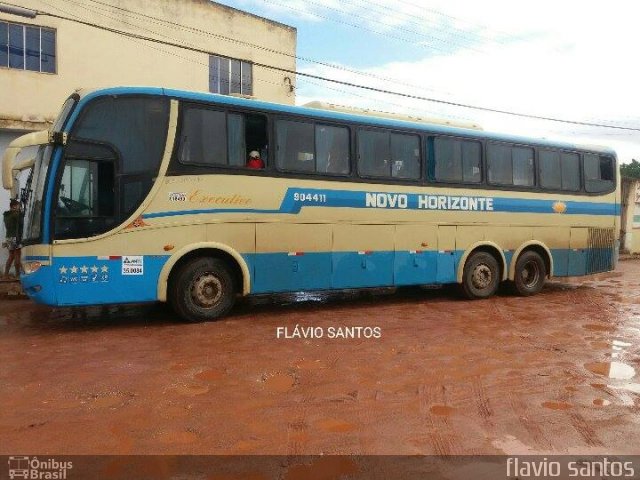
[0,0,297,129]
[630,182,640,254]
[621,177,640,254]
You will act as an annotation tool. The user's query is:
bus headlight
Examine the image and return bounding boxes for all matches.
[23,261,42,274]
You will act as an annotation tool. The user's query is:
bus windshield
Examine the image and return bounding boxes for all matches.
[21,145,53,244]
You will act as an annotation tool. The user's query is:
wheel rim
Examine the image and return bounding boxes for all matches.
[191,272,223,308]
[520,260,540,288]
[471,263,493,290]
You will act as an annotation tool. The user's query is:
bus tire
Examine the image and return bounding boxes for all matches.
[169,257,236,322]
[512,250,546,296]
[461,251,500,299]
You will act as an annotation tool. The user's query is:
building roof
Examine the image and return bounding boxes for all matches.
[204,0,296,32]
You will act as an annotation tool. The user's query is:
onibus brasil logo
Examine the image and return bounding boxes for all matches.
[8,456,73,479]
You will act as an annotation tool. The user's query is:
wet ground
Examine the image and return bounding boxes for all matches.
[1,261,639,457]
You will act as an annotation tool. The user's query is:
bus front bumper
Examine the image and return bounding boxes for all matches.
[21,264,57,305]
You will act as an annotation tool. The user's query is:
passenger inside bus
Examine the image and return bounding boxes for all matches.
[246,150,265,169]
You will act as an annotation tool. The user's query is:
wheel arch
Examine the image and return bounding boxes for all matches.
[508,241,554,280]
[456,241,508,283]
[157,242,251,301]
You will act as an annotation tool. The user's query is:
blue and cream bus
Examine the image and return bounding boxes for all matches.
[2,87,619,321]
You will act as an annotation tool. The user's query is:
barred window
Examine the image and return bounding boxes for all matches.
[209,55,252,96]
[0,21,56,73]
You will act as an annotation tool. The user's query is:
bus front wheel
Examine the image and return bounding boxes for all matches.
[512,250,546,296]
[169,257,236,322]
[461,251,500,299]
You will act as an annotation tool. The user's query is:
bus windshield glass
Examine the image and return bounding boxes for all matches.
[21,145,53,244]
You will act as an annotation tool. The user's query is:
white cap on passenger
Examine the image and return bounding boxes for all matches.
[249,150,260,158]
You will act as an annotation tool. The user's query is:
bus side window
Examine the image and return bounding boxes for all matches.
[560,153,580,191]
[391,133,420,180]
[584,154,614,193]
[488,143,534,187]
[232,112,268,168]
[179,107,227,166]
[487,144,512,185]
[317,125,350,175]
[540,150,581,192]
[276,120,315,172]
[433,137,481,183]
[539,149,561,190]
[358,129,390,177]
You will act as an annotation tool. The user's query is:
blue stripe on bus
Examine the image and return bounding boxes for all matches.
[24,256,49,261]
[21,247,613,306]
[143,187,619,219]
[22,255,170,306]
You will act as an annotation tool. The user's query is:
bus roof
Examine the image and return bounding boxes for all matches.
[72,86,616,157]
[303,101,483,131]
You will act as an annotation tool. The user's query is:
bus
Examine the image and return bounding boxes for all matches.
[2,87,619,322]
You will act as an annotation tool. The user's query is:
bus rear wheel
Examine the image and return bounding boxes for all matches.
[169,257,236,322]
[512,250,546,296]
[461,251,500,299]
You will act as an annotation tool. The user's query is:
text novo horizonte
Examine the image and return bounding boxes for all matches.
[365,193,494,211]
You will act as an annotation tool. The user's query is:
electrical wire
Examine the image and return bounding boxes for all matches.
[80,0,454,98]
[2,1,639,132]
[41,0,290,91]
[260,0,484,54]
[282,0,494,54]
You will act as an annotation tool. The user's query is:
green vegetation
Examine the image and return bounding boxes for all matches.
[621,159,640,179]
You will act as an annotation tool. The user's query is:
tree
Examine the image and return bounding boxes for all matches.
[621,159,640,179]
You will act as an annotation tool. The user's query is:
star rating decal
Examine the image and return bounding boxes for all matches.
[57,262,110,283]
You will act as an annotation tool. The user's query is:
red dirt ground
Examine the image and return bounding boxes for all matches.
[1,261,639,461]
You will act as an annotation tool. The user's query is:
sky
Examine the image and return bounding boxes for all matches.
[218,0,640,163]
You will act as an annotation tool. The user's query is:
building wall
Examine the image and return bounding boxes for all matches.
[0,0,296,254]
[620,177,640,254]
[630,182,640,254]
[0,0,297,129]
